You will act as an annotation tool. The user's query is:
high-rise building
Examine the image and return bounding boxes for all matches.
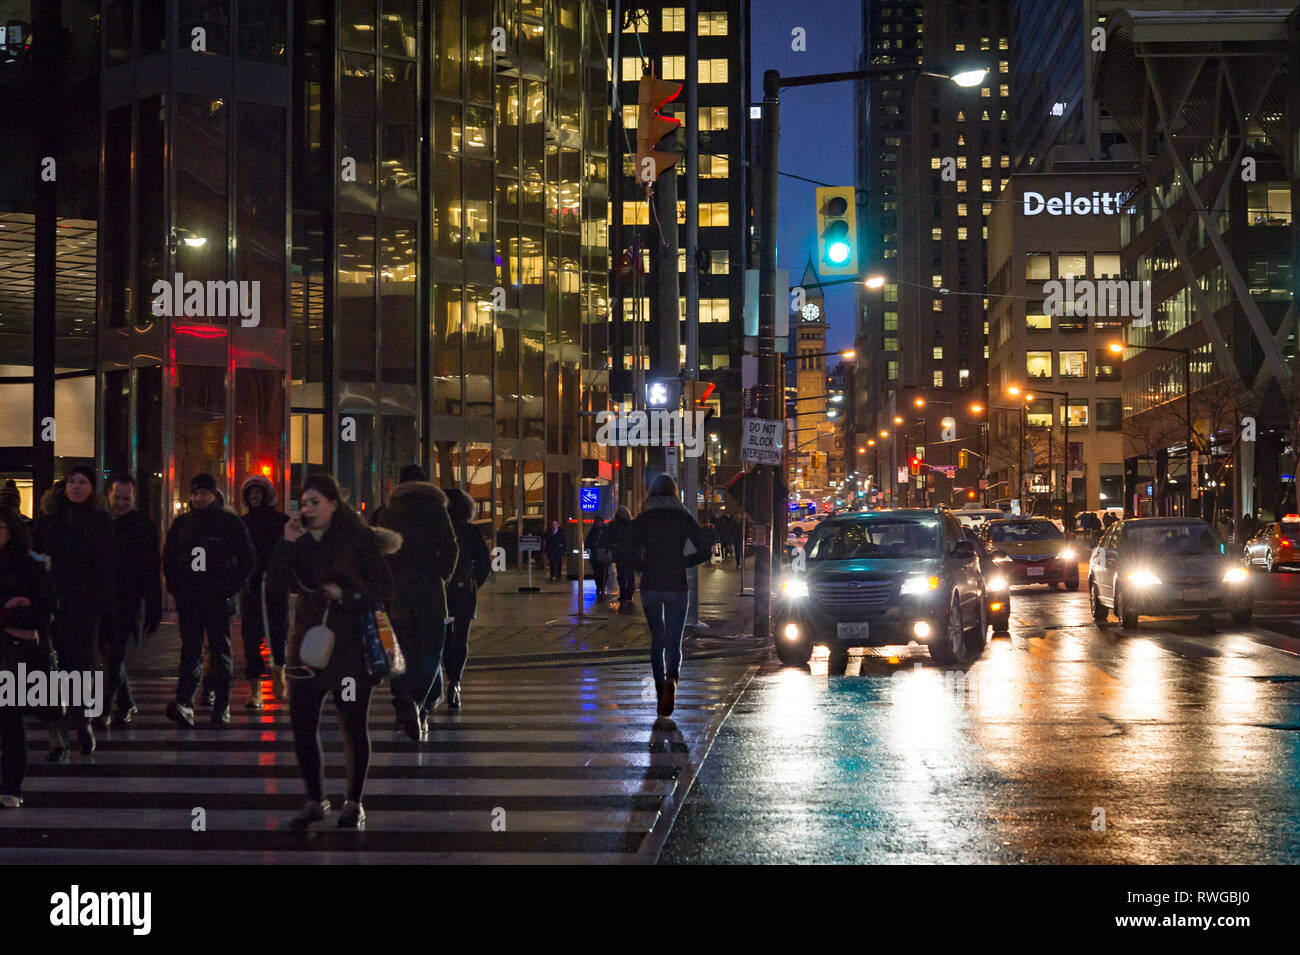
[607,2,751,510]
[856,0,1013,505]
[0,0,612,553]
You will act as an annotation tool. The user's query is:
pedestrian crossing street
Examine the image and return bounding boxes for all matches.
[0,661,756,863]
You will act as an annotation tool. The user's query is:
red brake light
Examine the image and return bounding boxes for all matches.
[1281,539,1291,548]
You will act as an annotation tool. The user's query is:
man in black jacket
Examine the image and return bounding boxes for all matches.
[162,473,256,728]
[98,475,161,728]
[374,466,458,741]
[441,488,492,712]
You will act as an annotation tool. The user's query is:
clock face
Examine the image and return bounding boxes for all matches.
[801,303,821,321]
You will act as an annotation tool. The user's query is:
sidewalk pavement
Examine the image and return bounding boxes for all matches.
[126,560,766,677]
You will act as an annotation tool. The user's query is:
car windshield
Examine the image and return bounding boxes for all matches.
[1124,523,1222,556]
[988,521,1062,543]
[807,518,943,560]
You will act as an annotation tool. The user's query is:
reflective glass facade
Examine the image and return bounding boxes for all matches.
[1,1,610,550]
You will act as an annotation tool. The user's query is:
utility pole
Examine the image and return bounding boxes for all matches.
[755,70,782,641]
[684,0,701,626]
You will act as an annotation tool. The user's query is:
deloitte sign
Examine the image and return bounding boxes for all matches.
[1023,191,1124,217]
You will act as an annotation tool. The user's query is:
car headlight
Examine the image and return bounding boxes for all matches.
[900,575,941,595]
[1058,547,1076,562]
[987,574,1008,592]
[1126,570,1162,588]
[1223,567,1249,584]
[781,579,809,598]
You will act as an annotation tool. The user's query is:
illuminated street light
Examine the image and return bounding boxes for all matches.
[914,397,926,408]
[1108,342,1125,354]
[879,430,889,438]
[950,67,990,87]
[863,274,886,289]
[970,403,983,413]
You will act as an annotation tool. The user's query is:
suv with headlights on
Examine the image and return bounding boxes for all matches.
[1088,517,1253,629]
[774,509,989,667]
[979,518,1080,590]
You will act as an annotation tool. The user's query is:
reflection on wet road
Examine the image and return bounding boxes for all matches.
[662,574,1300,864]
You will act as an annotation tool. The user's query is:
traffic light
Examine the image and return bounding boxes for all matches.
[967,489,977,500]
[815,186,858,276]
[909,455,922,476]
[635,69,682,188]
[958,449,969,469]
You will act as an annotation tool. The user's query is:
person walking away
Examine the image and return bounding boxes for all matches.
[99,475,161,729]
[543,519,566,581]
[610,506,637,613]
[372,466,457,741]
[631,475,709,718]
[239,475,291,708]
[0,506,56,807]
[32,466,115,758]
[587,515,612,602]
[268,473,400,828]
[162,473,256,729]
[731,518,745,569]
[442,488,491,711]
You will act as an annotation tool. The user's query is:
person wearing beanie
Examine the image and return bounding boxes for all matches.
[32,467,116,757]
[630,474,709,719]
[440,488,491,711]
[372,467,457,740]
[162,474,256,728]
[238,475,290,706]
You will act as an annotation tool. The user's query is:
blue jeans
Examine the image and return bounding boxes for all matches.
[641,590,688,683]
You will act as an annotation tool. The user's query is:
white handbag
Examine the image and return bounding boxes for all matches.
[299,606,335,670]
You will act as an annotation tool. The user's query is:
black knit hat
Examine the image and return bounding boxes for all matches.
[67,464,98,489]
[399,464,428,484]
[190,472,218,493]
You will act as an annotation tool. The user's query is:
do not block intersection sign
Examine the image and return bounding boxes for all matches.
[741,418,783,465]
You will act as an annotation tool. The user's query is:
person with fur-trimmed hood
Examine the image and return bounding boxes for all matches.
[267,473,401,829]
[239,475,291,707]
[372,465,458,740]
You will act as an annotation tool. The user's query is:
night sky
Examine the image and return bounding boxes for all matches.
[749,0,863,352]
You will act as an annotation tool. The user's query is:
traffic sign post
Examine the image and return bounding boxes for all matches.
[741,418,784,466]
[518,534,541,593]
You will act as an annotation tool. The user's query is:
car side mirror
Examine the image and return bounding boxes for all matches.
[951,540,975,560]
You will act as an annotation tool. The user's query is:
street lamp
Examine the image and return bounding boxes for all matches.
[1110,339,1195,516]
[863,275,886,289]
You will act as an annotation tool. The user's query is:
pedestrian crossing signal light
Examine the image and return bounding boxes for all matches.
[635,69,682,188]
[815,186,858,276]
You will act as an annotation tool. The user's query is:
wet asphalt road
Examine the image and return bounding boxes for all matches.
[661,566,1300,864]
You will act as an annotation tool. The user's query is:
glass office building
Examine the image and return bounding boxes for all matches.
[1,0,611,549]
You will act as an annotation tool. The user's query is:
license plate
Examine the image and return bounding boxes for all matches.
[1180,589,1199,601]
[837,621,870,640]
[1027,566,1045,577]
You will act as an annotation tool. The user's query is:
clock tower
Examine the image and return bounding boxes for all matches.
[790,256,831,498]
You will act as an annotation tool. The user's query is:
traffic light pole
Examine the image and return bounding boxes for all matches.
[684,0,701,627]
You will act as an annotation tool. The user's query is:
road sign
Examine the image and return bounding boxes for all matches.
[934,465,957,479]
[741,418,783,465]
[519,535,541,552]
[666,445,679,482]
[979,479,989,490]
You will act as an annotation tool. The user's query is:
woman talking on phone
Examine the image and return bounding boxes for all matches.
[267,474,401,829]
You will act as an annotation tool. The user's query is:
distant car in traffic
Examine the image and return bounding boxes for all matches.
[1242,519,1300,572]
[774,509,990,667]
[979,518,1080,590]
[953,506,1008,532]
[1087,517,1253,628]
